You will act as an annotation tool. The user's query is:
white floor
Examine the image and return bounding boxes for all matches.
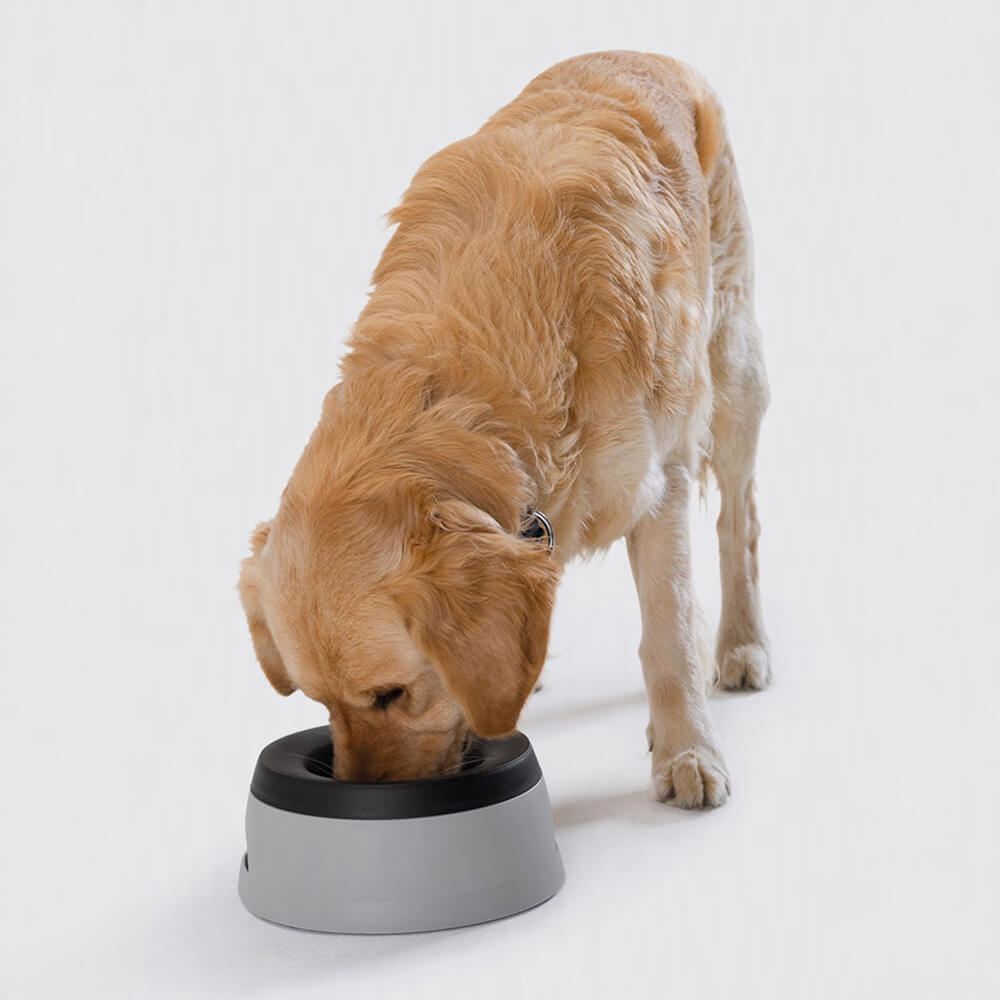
[4,532,998,999]
[2,2,998,998]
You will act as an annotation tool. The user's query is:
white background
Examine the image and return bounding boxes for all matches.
[2,1,998,997]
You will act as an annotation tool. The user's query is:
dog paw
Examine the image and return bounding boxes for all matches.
[651,745,730,809]
[719,643,771,691]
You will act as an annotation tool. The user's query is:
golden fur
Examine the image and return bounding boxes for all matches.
[239,52,770,804]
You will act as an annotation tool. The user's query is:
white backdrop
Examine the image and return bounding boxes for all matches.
[2,2,998,997]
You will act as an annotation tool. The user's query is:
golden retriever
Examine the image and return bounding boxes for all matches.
[238,51,770,807]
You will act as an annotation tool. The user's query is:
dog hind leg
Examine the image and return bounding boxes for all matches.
[707,143,771,690]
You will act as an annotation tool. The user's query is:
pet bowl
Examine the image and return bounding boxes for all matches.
[238,726,564,933]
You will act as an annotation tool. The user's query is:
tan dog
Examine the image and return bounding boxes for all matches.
[238,51,770,807]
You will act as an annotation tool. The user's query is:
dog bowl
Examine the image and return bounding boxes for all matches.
[238,726,564,933]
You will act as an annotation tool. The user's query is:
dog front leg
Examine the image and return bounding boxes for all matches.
[626,464,730,808]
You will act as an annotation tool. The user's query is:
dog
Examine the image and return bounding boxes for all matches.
[238,51,770,807]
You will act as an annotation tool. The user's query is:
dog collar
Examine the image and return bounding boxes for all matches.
[520,508,554,555]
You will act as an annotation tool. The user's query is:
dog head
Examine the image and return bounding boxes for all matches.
[238,468,559,782]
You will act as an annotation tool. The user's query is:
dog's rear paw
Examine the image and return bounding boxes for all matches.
[719,643,771,691]
[651,745,730,809]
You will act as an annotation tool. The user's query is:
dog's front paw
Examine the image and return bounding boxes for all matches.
[651,744,730,808]
[719,643,771,691]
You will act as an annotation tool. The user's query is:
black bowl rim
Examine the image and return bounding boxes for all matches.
[249,726,541,820]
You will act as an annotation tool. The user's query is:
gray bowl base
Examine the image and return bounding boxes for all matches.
[238,776,564,934]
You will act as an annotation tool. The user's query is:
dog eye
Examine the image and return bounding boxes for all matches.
[372,686,406,710]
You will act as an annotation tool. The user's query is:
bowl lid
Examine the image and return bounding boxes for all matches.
[249,726,542,820]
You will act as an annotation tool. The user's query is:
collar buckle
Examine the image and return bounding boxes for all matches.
[520,508,554,555]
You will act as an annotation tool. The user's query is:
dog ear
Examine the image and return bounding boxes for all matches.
[392,500,560,737]
[237,521,297,696]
